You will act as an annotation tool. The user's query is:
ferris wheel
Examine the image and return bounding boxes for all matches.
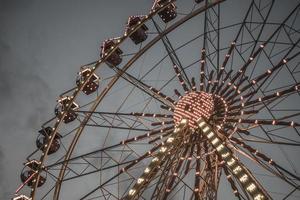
[13,0,300,199]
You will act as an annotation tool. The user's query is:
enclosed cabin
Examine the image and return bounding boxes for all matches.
[55,96,79,124]
[100,38,123,67]
[152,0,177,23]
[125,15,149,44]
[36,127,61,155]
[12,195,31,200]
[20,160,46,188]
[76,68,100,95]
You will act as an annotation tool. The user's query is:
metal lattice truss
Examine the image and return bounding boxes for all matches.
[14,0,300,200]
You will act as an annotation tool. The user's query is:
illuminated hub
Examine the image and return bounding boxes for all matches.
[173,91,214,129]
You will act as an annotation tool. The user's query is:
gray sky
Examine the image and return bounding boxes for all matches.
[0,0,299,199]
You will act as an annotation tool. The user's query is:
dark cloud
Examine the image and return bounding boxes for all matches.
[0,39,53,127]
[0,31,54,198]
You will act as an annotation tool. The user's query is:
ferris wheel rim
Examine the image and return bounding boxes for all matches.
[17,0,300,199]
[28,0,225,199]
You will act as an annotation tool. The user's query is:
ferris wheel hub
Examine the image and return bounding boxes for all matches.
[173,91,214,130]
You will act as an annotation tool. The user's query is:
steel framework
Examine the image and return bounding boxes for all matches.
[14,0,300,199]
